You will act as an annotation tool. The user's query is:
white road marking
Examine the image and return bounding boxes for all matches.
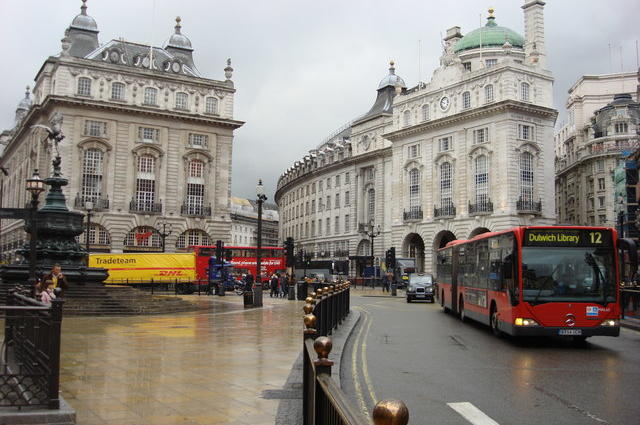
[447,402,500,425]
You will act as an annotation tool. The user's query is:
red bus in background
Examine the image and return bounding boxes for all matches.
[189,245,285,283]
[436,226,637,341]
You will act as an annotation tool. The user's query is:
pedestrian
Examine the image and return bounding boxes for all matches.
[280,273,288,298]
[270,274,279,297]
[382,272,391,293]
[40,280,56,305]
[41,264,68,295]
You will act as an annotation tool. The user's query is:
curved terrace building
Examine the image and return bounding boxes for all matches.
[276,2,557,275]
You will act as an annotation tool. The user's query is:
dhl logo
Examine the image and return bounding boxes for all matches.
[157,270,185,277]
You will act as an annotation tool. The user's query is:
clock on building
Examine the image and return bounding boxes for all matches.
[439,96,450,111]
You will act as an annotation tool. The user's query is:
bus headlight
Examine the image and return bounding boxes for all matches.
[601,319,619,327]
[515,318,539,326]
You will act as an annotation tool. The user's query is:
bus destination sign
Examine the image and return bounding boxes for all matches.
[524,229,612,247]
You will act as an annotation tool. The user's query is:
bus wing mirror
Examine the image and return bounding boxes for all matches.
[618,238,638,279]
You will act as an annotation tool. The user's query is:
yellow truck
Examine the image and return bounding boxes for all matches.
[89,253,196,283]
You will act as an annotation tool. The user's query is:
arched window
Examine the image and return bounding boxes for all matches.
[176,229,211,249]
[185,160,206,215]
[80,223,111,246]
[474,155,489,206]
[408,168,420,213]
[111,82,125,100]
[367,188,375,222]
[421,104,430,121]
[77,77,92,96]
[124,226,162,249]
[485,84,494,103]
[521,82,530,102]
[403,110,411,127]
[205,97,218,114]
[440,162,452,209]
[81,149,103,204]
[134,155,157,212]
[143,87,158,105]
[462,91,471,109]
[175,92,188,109]
[520,152,534,201]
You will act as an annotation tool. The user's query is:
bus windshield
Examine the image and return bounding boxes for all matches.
[521,246,615,304]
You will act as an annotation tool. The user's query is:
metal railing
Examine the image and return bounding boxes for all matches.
[516,198,542,213]
[129,199,163,213]
[469,199,493,214]
[0,290,63,409]
[74,194,110,210]
[434,203,456,218]
[302,284,409,425]
[180,203,212,217]
[403,208,423,221]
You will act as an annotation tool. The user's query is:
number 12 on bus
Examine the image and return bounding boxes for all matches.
[436,226,637,340]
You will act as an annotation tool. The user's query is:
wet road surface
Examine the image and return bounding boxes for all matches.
[342,291,640,425]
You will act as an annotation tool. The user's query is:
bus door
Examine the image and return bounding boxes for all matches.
[451,246,460,313]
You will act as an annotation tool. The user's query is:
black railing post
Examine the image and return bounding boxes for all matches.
[313,336,334,424]
[48,298,64,409]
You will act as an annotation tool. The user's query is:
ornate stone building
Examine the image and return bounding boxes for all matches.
[276,1,557,275]
[554,72,639,227]
[230,197,279,247]
[0,1,242,262]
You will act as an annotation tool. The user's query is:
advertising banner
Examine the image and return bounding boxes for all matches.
[89,253,196,282]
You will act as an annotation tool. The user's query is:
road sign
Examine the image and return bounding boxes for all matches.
[0,208,28,220]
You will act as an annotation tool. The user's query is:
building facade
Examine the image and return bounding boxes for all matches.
[276,1,557,275]
[554,72,639,227]
[0,2,242,262]
[230,197,279,247]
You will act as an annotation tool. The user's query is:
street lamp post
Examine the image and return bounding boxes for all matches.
[158,219,172,253]
[363,223,381,285]
[255,179,267,308]
[26,169,45,288]
[85,201,94,265]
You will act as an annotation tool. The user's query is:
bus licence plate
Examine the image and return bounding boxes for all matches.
[558,329,582,336]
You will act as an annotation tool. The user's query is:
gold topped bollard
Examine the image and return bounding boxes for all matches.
[303,303,314,314]
[303,313,317,338]
[305,296,315,305]
[313,336,333,368]
[372,400,409,425]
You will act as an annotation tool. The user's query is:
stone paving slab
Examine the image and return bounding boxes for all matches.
[52,294,305,425]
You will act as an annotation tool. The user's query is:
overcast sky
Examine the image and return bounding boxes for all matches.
[1,0,638,200]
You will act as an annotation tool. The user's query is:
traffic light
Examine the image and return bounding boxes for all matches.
[215,240,223,264]
[386,247,396,269]
[284,237,295,267]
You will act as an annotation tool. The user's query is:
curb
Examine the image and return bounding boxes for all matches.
[621,319,640,332]
[273,309,362,425]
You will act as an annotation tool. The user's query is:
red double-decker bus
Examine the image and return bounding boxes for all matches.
[436,226,636,341]
[190,245,285,283]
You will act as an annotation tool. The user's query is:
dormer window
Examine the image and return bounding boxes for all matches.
[77,77,92,96]
[175,92,188,110]
[485,58,497,68]
[615,122,629,134]
[205,97,218,114]
[463,62,471,71]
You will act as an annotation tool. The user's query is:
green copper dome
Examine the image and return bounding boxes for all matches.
[453,15,524,53]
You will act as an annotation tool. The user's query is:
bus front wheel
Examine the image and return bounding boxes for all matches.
[490,305,503,337]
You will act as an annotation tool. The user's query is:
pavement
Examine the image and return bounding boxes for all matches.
[56,293,305,425]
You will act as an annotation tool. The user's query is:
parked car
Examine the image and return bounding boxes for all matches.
[406,273,435,303]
